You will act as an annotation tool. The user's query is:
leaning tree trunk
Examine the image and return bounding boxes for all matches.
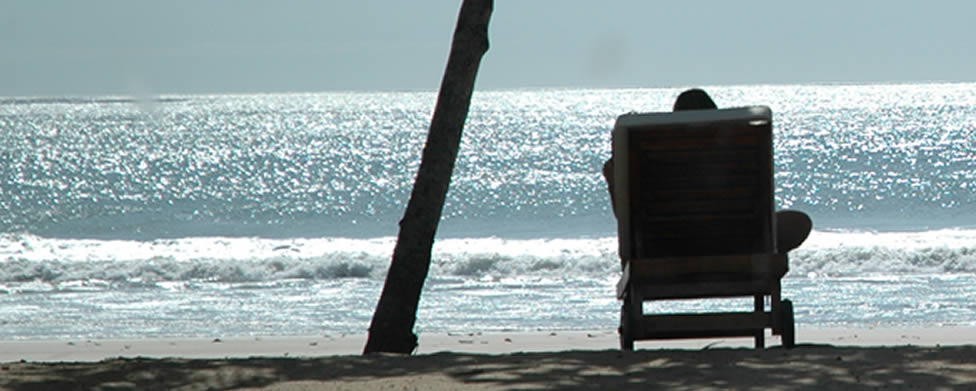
[363,0,493,355]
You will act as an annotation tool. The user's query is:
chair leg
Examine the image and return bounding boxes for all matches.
[771,281,783,334]
[754,295,765,349]
[619,299,635,351]
[619,287,639,351]
[781,299,796,348]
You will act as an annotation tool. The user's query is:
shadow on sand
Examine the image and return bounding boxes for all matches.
[3,345,975,390]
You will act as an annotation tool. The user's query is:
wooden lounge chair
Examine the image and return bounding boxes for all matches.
[612,106,795,350]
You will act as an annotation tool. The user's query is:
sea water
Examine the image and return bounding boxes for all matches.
[2,83,976,340]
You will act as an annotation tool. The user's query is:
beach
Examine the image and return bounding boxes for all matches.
[4,86,976,389]
[2,328,975,390]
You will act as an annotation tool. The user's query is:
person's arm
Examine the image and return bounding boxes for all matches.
[602,158,617,217]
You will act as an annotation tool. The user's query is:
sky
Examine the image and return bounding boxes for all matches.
[2,1,974,96]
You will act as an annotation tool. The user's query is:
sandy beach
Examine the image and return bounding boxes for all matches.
[2,327,975,390]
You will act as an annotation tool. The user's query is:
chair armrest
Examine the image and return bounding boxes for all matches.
[616,262,631,299]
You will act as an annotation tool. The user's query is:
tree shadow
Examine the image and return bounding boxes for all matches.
[3,345,975,390]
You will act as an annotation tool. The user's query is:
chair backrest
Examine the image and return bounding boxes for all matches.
[613,106,775,261]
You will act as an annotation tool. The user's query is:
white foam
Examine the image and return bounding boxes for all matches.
[791,229,976,277]
[4,230,976,290]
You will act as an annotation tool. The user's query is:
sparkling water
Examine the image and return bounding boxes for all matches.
[2,83,976,339]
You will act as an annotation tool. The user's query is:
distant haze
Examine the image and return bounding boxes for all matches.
[2,1,974,96]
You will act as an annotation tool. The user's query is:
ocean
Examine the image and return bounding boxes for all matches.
[2,83,976,340]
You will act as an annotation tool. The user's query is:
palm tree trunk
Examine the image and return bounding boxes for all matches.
[363,0,493,354]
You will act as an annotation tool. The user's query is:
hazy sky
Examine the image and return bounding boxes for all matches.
[2,1,974,96]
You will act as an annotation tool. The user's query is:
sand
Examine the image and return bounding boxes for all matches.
[2,328,975,390]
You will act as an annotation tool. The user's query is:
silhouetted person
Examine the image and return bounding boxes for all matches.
[603,88,811,265]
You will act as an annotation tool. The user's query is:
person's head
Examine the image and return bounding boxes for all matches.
[673,88,717,111]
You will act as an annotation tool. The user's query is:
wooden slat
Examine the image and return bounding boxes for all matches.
[638,187,758,202]
[634,280,777,300]
[633,240,764,258]
[636,312,771,338]
[640,329,767,340]
[643,148,759,162]
[640,199,757,216]
[635,132,760,151]
[628,254,788,280]
[639,176,759,192]
[634,215,760,232]
[642,159,760,172]
[640,160,760,175]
